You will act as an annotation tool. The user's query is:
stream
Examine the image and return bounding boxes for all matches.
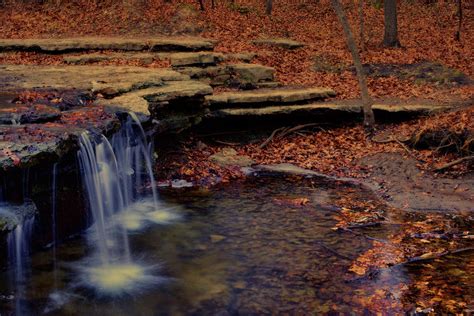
[0,116,472,315]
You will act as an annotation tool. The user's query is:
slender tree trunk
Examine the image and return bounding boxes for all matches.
[383,0,401,47]
[359,0,365,51]
[454,0,462,41]
[331,0,375,129]
[266,0,272,15]
[211,0,215,9]
[197,0,205,11]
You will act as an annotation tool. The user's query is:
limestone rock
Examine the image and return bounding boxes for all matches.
[210,102,451,118]
[252,38,304,49]
[0,103,61,124]
[175,63,276,88]
[0,37,217,53]
[209,148,254,167]
[0,65,188,93]
[169,52,224,67]
[206,87,336,108]
[227,63,275,84]
[97,80,212,118]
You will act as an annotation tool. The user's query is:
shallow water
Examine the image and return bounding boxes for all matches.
[0,176,472,315]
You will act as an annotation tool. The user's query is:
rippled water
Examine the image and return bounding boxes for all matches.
[0,175,472,315]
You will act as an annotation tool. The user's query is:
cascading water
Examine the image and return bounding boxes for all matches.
[6,213,35,315]
[76,113,164,294]
[51,162,58,287]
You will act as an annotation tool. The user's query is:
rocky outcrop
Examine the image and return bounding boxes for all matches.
[0,37,217,53]
[252,38,304,49]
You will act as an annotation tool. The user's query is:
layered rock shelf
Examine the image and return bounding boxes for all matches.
[0,36,458,174]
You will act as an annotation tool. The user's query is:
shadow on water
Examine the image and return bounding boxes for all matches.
[0,175,472,314]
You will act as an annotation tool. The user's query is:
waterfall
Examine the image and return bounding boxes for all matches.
[76,113,161,294]
[51,162,58,287]
[7,215,35,316]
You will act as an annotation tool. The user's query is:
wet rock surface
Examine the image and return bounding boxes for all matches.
[0,200,36,233]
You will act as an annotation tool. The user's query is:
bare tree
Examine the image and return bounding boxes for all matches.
[266,0,272,15]
[331,0,375,129]
[383,0,401,47]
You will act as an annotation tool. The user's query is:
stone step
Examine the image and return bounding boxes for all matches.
[96,80,213,120]
[0,64,188,93]
[177,63,275,88]
[63,51,257,66]
[0,37,217,54]
[206,87,336,109]
[209,102,452,118]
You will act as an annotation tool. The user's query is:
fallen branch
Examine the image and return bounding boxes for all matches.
[434,155,474,172]
[372,135,421,161]
[276,123,320,140]
[214,140,241,146]
[259,126,286,149]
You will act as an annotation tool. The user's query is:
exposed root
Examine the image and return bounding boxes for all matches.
[434,155,474,171]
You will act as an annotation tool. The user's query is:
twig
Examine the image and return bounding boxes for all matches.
[259,126,286,149]
[276,123,320,140]
[434,155,474,172]
[394,138,419,161]
[316,241,353,261]
[337,227,389,243]
[346,222,381,229]
[372,136,422,162]
[214,140,241,146]
[393,247,474,267]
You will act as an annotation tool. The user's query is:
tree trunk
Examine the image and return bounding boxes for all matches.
[383,0,401,47]
[454,0,462,41]
[266,0,272,15]
[197,0,205,11]
[331,0,375,129]
[359,0,365,51]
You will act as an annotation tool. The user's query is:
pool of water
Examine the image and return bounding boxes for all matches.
[0,175,471,315]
